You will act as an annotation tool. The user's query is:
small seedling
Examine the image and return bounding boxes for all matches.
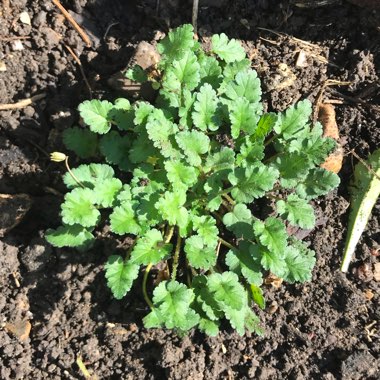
[46,24,340,336]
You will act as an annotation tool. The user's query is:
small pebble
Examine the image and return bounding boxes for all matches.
[19,11,31,25]
[12,40,24,51]
[0,60,6,72]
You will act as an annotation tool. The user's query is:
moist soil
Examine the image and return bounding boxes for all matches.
[1,0,379,379]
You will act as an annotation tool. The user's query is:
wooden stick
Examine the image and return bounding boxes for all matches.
[0,93,46,111]
[0,36,31,41]
[192,0,199,35]
[52,0,92,48]
[64,44,92,98]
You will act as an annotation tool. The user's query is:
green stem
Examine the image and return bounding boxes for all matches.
[264,134,277,147]
[164,225,175,243]
[143,263,154,310]
[218,237,236,251]
[171,231,182,281]
[65,157,84,188]
[222,193,236,206]
[217,186,234,197]
[211,211,223,223]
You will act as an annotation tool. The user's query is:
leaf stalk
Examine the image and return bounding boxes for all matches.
[143,263,154,309]
[171,231,182,280]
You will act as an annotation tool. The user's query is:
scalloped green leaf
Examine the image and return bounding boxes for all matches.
[207,272,245,311]
[274,99,312,140]
[93,178,123,208]
[228,164,279,203]
[110,202,141,235]
[253,217,288,255]
[176,130,210,166]
[63,164,114,190]
[185,235,217,270]
[105,256,139,299]
[63,127,98,158]
[61,188,100,227]
[45,224,94,248]
[99,131,133,171]
[130,229,172,265]
[277,194,315,229]
[155,190,189,229]
[211,33,246,63]
[78,99,113,134]
[192,83,220,131]
[157,24,195,63]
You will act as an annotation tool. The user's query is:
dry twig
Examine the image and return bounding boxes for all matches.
[52,0,92,47]
[314,79,351,121]
[192,0,199,35]
[64,44,92,98]
[0,36,31,41]
[0,93,46,111]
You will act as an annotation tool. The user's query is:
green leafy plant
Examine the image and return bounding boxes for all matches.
[46,24,340,336]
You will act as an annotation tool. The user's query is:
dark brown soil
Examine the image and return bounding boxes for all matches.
[1,0,379,379]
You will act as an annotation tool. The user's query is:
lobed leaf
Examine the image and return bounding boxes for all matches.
[225,244,263,286]
[63,164,114,189]
[146,109,181,159]
[155,190,189,229]
[144,280,199,331]
[228,164,279,203]
[253,217,288,255]
[207,271,245,311]
[61,188,100,227]
[296,168,340,200]
[277,194,315,229]
[157,24,195,63]
[192,215,219,246]
[170,51,200,90]
[204,147,235,173]
[93,178,122,208]
[229,97,260,138]
[105,256,139,299]
[130,229,172,265]
[282,240,316,283]
[223,203,254,239]
[164,160,198,190]
[198,54,222,89]
[192,83,220,131]
[211,33,246,63]
[110,202,141,235]
[125,65,148,83]
[185,235,217,270]
[78,99,113,134]
[225,70,261,104]
[274,99,312,140]
[45,224,94,248]
[176,130,210,166]
[99,131,133,171]
[63,127,98,158]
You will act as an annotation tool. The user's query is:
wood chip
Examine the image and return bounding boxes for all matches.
[0,60,6,72]
[5,320,31,341]
[264,273,283,288]
[364,289,374,301]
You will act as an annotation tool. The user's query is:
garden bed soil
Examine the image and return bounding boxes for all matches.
[1,0,379,379]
